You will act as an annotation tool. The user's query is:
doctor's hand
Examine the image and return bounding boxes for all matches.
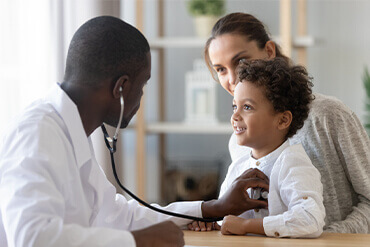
[132,221,184,247]
[202,168,269,218]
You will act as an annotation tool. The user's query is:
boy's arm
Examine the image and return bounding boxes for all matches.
[263,148,325,238]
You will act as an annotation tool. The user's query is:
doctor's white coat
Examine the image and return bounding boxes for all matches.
[0,84,202,247]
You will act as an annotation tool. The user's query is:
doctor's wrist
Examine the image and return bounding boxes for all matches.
[201,199,224,218]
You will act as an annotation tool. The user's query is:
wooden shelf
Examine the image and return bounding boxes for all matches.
[145,122,232,134]
[149,35,315,49]
[271,35,315,48]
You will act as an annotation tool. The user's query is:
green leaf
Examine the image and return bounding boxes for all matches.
[363,66,370,98]
[187,0,225,16]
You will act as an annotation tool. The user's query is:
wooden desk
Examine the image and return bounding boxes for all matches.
[184,230,370,247]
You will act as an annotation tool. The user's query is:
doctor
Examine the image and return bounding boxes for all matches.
[0,16,269,246]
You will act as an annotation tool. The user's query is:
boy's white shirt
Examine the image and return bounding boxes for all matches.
[219,140,326,238]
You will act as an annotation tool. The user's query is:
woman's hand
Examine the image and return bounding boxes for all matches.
[187,221,220,231]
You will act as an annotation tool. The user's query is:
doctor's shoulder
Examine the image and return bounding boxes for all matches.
[0,100,68,159]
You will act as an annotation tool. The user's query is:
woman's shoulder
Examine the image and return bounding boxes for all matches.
[305,93,365,137]
[310,93,353,117]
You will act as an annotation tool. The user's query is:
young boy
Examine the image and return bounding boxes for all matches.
[189,58,325,238]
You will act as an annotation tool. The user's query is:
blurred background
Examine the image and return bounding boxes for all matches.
[1,0,370,204]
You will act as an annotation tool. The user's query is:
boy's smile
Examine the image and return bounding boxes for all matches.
[233,122,246,135]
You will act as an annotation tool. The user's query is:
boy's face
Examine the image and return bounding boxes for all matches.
[231,81,283,158]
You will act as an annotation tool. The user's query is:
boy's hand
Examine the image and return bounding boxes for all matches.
[187,221,221,231]
[221,215,249,235]
[132,221,184,247]
[221,216,265,236]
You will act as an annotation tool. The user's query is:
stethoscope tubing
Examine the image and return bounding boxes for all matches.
[101,124,223,222]
[101,92,222,222]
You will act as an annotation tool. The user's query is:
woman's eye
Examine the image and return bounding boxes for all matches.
[238,58,246,64]
[216,67,225,73]
[238,58,251,64]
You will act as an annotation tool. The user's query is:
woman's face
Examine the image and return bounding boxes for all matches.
[208,33,275,95]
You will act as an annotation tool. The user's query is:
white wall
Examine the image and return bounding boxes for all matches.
[307,0,370,119]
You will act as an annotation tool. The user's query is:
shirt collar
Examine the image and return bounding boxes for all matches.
[45,83,92,168]
[250,140,290,167]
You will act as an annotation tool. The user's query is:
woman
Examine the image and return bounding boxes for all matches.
[189,12,370,234]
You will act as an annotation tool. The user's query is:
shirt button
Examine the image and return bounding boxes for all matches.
[274,232,280,237]
[256,161,260,166]
[303,196,308,200]
[254,209,259,213]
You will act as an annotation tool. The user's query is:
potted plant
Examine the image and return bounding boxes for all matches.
[187,0,226,37]
[362,67,370,136]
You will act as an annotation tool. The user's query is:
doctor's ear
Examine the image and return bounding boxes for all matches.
[113,75,130,99]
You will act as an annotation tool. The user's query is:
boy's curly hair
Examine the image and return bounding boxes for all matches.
[237,58,314,138]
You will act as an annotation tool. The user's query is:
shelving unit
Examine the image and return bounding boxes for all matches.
[146,122,232,134]
[134,0,312,201]
[149,35,314,50]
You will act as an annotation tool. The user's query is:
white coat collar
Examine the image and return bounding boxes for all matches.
[46,83,92,168]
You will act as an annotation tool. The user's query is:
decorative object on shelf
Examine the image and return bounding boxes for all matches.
[186,0,225,37]
[185,59,218,124]
[363,66,370,136]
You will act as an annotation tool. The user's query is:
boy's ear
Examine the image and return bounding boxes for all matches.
[277,111,292,131]
[113,75,130,99]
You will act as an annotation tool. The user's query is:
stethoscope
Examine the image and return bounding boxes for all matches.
[101,88,223,222]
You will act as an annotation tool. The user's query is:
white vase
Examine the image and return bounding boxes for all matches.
[193,15,218,38]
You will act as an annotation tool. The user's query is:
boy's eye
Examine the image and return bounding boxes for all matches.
[216,67,225,73]
[238,58,246,64]
[243,104,251,110]
[232,104,237,112]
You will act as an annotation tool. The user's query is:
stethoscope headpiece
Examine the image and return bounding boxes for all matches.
[102,124,117,154]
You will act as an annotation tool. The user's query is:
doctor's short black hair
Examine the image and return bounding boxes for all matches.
[237,58,314,138]
[64,16,150,87]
